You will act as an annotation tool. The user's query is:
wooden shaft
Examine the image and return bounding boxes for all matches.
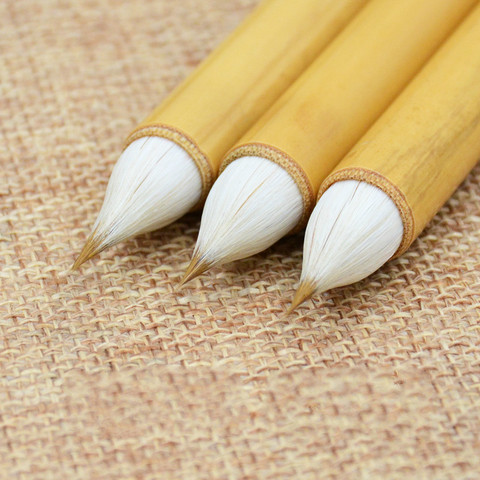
[320,4,480,257]
[222,0,477,227]
[125,0,368,202]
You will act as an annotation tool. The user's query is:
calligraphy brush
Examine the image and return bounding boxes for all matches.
[291,4,480,310]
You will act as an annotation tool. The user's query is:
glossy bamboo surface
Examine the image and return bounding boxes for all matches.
[127,0,368,197]
[222,0,477,223]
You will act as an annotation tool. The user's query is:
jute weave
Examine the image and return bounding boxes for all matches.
[1,1,480,478]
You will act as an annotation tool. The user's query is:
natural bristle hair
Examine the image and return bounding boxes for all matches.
[75,136,202,267]
[179,253,211,287]
[71,231,103,270]
[190,156,303,273]
[297,180,404,302]
[286,279,317,314]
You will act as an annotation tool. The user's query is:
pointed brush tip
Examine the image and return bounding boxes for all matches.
[71,252,89,271]
[70,259,82,272]
[71,235,102,271]
[178,254,211,288]
[286,280,317,315]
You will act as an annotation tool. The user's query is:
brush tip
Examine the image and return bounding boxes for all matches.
[178,253,211,288]
[71,234,103,271]
[286,279,317,315]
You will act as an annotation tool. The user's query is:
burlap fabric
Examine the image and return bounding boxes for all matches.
[2,1,480,478]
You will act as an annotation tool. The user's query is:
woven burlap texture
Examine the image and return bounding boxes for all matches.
[2,0,480,479]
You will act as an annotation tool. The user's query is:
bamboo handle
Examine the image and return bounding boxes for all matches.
[125,0,368,202]
[222,0,477,227]
[320,4,480,256]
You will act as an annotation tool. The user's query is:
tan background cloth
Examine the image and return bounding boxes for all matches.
[1,0,480,478]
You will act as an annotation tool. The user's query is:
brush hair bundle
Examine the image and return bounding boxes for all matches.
[89,136,202,252]
[192,156,303,267]
[301,180,404,294]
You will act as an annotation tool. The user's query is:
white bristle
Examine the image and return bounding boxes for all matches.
[90,136,202,251]
[193,156,303,267]
[300,180,404,295]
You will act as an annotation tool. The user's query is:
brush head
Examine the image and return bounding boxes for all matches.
[73,136,202,269]
[183,156,303,282]
[289,180,404,312]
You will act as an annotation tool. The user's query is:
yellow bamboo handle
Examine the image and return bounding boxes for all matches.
[125,0,368,202]
[222,0,477,227]
[320,4,480,257]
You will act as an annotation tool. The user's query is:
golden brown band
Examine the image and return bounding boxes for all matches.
[221,143,315,231]
[124,124,214,208]
[319,168,415,257]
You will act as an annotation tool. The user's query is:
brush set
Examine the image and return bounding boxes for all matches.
[74,0,480,312]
